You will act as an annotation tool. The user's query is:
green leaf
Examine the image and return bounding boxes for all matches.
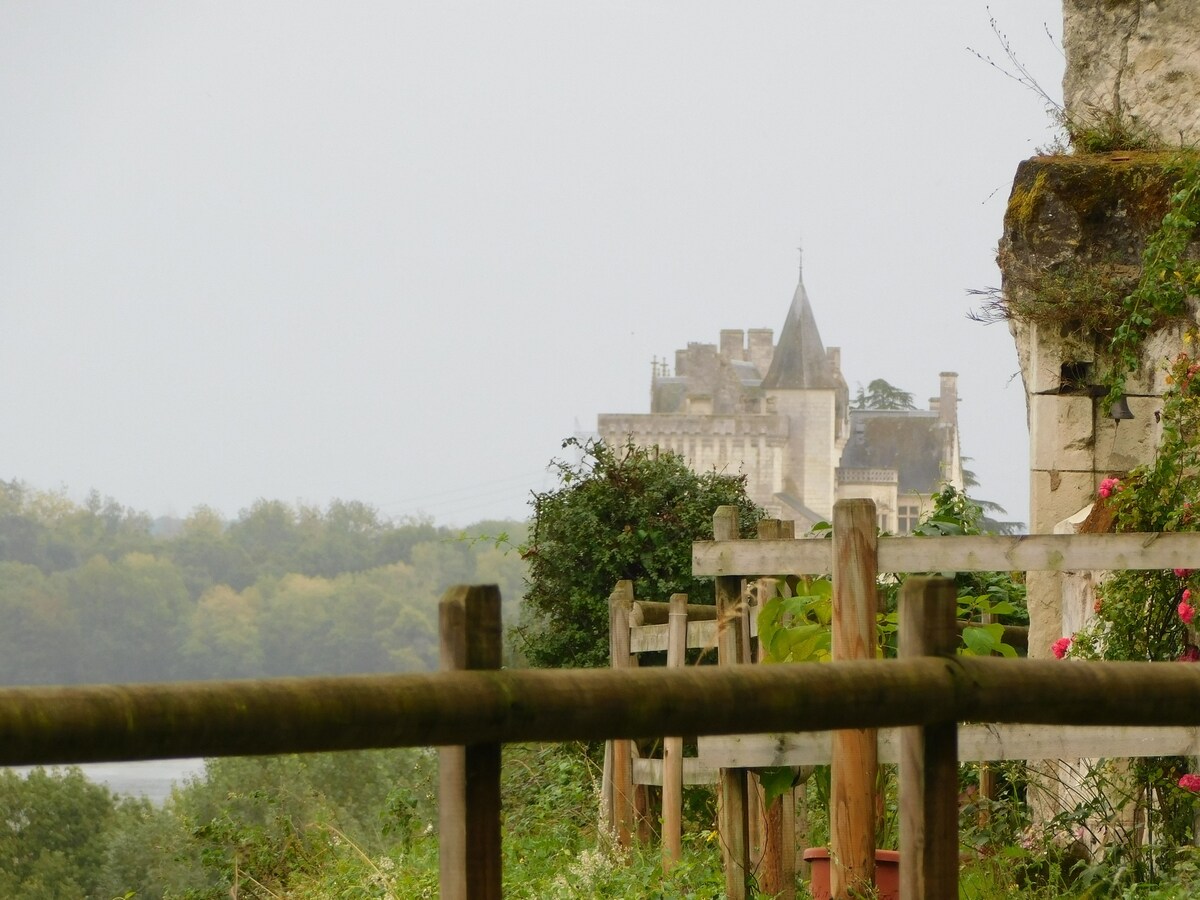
[758,766,797,807]
[961,625,1000,657]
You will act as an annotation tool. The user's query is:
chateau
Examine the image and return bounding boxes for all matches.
[597,269,964,533]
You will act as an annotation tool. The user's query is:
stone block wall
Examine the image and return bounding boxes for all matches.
[1063,0,1200,147]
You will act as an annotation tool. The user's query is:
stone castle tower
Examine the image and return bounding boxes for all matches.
[598,268,964,531]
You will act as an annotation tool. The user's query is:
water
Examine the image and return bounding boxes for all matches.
[10,758,207,804]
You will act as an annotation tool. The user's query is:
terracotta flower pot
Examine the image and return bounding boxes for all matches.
[802,848,900,900]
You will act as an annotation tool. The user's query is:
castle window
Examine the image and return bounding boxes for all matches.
[898,504,921,534]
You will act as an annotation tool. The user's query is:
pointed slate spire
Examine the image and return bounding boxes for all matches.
[761,262,835,390]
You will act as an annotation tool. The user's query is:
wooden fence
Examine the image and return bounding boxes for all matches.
[5,512,1200,897]
[7,584,1200,898]
[677,500,1200,900]
[605,501,1200,897]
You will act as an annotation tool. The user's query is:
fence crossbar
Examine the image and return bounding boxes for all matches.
[693,531,1200,576]
[3,657,1200,767]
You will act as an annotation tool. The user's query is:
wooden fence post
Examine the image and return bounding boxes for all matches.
[830,499,879,898]
[438,585,502,900]
[754,521,797,900]
[609,580,636,847]
[899,577,959,900]
[977,610,997,831]
[714,505,751,900]
[662,592,688,871]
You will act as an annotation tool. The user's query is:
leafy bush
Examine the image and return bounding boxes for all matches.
[516,438,763,669]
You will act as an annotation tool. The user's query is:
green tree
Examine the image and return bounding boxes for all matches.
[63,553,191,682]
[0,767,118,897]
[227,499,303,577]
[296,499,386,577]
[179,584,265,679]
[852,378,916,410]
[167,505,254,598]
[0,562,81,684]
[515,438,763,668]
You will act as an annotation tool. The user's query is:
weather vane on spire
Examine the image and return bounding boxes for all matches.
[796,243,804,278]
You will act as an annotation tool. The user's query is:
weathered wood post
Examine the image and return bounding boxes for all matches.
[899,577,959,900]
[608,579,637,847]
[438,584,503,900]
[662,592,688,870]
[977,609,997,831]
[830,499,878,898]
[714,505,752,900]
[755,520,797,900]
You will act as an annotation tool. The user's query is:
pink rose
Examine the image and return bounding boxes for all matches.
[1180,774,1200,793]
[1178,645,1200,663]
[1176,569,1193,578]
[1179,601,1195,625]
[1052,637,1072,659]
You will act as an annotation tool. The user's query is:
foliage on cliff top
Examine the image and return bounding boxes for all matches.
[977,153,1200,404]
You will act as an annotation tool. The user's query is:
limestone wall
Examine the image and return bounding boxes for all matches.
[767,390,838,518]
[596,412,790,515]
[1063,0,1200,147]
[1001,153,1197,658]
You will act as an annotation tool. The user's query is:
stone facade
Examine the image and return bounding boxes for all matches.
[598,270,964,531]
[1063,0,1200,147]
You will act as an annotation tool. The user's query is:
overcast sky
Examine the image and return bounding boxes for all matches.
[2,2,1064,528]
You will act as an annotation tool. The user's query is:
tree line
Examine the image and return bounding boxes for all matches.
[0,480,527,684]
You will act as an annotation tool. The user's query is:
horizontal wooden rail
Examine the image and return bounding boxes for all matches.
[700,724,1200,767]
[634,756,718,786]
[693,532,1200,577]
[5,657,1200,766]
[630,620,721,654]
[631,600,718,625]
[628,618,1026,656]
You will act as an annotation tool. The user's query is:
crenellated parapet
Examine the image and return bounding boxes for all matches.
[598,413,788,440]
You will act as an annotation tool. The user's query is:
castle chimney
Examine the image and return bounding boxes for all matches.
[720,329,745,361]
[747,328,774,376]
[827,346,842,377]
[939,372,958,426]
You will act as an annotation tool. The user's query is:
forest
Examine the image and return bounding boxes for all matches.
[0,479,527,684]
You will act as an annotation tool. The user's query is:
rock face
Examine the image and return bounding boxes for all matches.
[999,153,1197,659]
[1063,0,1200,147]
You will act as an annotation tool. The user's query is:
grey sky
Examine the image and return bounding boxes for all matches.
[2,2,1062,527]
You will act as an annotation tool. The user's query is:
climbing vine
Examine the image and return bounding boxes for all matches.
[1056,339,1200,878]
[1068,338,1200,663]
[1106,156,1200,407]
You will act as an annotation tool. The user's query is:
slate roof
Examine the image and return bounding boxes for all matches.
[839,410,949,495]
[760,272,837,390]
[773,492,828,527]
